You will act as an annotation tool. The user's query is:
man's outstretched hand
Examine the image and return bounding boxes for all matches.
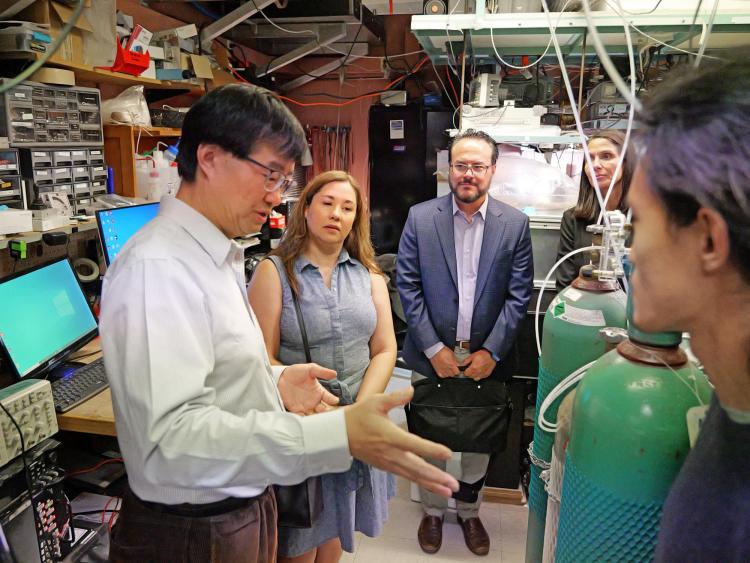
[345,387,459,498]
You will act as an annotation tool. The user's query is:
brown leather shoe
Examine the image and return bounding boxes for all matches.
[457,516,490,556]
[418,515,443,554]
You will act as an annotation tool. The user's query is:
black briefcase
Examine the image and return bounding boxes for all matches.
[405,378,512,453]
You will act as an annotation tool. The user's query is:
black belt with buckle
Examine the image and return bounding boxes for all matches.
[134,490,262,518]
[455,340,471,350]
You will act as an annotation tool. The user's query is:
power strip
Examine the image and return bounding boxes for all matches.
[0,380,58,467]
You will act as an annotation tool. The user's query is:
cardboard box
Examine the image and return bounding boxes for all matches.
[153,39,183,70]
[126,24,152,54]
[141,59,157,80]
[32,208,69,232]
[0,209,32,236]
[180,52,190,71]
[84,0,116,66]
[173,24,197,40]
[178,37,196,54]
[19,1,93,65]
[190,54,213,79]
[152,25,197,69]
[116,11,134,30]
[19,0,115,67]
[147,45,165,60]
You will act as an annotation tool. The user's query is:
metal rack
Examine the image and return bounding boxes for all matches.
[448,128,584,144]
[411,7,750,65]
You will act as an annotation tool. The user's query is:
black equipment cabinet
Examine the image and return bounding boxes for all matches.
[485,286,557,490]
[368,104,451,254]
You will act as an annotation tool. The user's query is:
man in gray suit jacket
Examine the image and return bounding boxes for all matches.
[397,129,533,556]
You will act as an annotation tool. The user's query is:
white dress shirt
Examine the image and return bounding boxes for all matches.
[425,195,488,359]
[99,196,352,505]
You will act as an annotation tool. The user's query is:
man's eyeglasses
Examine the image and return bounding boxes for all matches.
[239,154,297,194]
[450,163,491,176]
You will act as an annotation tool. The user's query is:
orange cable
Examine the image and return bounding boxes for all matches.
[278,57,428,107]
[67,457,124,477]
[445,66,459,106]
[102,496,116,526]
[108,497,120,534]
[228,57,429,108]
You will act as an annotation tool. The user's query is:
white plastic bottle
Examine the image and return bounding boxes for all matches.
[165,163,180,196]
[146,169,162,201]
[152,150,180,197]
[135,159,153,200]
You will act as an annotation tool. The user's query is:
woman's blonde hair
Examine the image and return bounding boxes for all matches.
[270,170,381,296]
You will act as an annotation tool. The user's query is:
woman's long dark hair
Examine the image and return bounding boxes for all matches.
[573,130,634,221]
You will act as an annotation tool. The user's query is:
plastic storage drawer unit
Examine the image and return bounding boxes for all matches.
[52,167,73,184]
[0,175,24,208]
[0,149,19,175]
[72,167,90,182]
[71,149,88,165]
[88,149,104,165]
[0,80,103,146]
[52,150,73,167]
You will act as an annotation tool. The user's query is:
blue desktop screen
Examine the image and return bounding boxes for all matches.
[0,259,97,378]
[97,203,159,265]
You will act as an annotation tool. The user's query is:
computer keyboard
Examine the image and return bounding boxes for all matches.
[51,358,109,413]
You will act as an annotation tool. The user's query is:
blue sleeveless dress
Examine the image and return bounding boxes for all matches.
[268,252,396,556]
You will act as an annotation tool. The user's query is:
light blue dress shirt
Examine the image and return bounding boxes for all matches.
[424,195,490,359]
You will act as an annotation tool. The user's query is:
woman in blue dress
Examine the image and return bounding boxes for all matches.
[248,170,397,563]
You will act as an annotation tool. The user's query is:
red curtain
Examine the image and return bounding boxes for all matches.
[307,125,352,182]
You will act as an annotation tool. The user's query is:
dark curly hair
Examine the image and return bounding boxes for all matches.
[637,52,750,282]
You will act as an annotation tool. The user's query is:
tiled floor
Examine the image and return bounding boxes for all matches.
[339,477,528,563]
[350,369,529,562]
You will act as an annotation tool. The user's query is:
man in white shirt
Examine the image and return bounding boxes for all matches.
[100,84,457,562]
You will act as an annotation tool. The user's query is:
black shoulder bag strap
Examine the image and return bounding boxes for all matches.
[266,257,322,529]
[267,257,312,363]
[291,290,312,363]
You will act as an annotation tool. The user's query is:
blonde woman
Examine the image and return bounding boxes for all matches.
[248,170,397,563]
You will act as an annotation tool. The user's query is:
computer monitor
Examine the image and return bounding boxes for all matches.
[95,202,159,266]
[0,258,98,380]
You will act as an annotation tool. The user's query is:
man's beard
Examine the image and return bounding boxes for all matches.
[450,178,487,204]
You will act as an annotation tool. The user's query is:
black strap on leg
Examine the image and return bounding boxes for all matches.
[452,475,487,504]
[451,451,498,504]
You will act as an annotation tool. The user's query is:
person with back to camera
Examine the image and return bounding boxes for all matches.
[555,130,634,290]
[99,83,458,563]
[627,54,750,562]
[249,170,397,563]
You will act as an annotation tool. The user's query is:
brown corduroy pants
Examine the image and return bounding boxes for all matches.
[109,486,277,563]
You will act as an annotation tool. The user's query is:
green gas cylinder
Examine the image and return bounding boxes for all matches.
[554,321,712,561]
[526,266,627,563]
